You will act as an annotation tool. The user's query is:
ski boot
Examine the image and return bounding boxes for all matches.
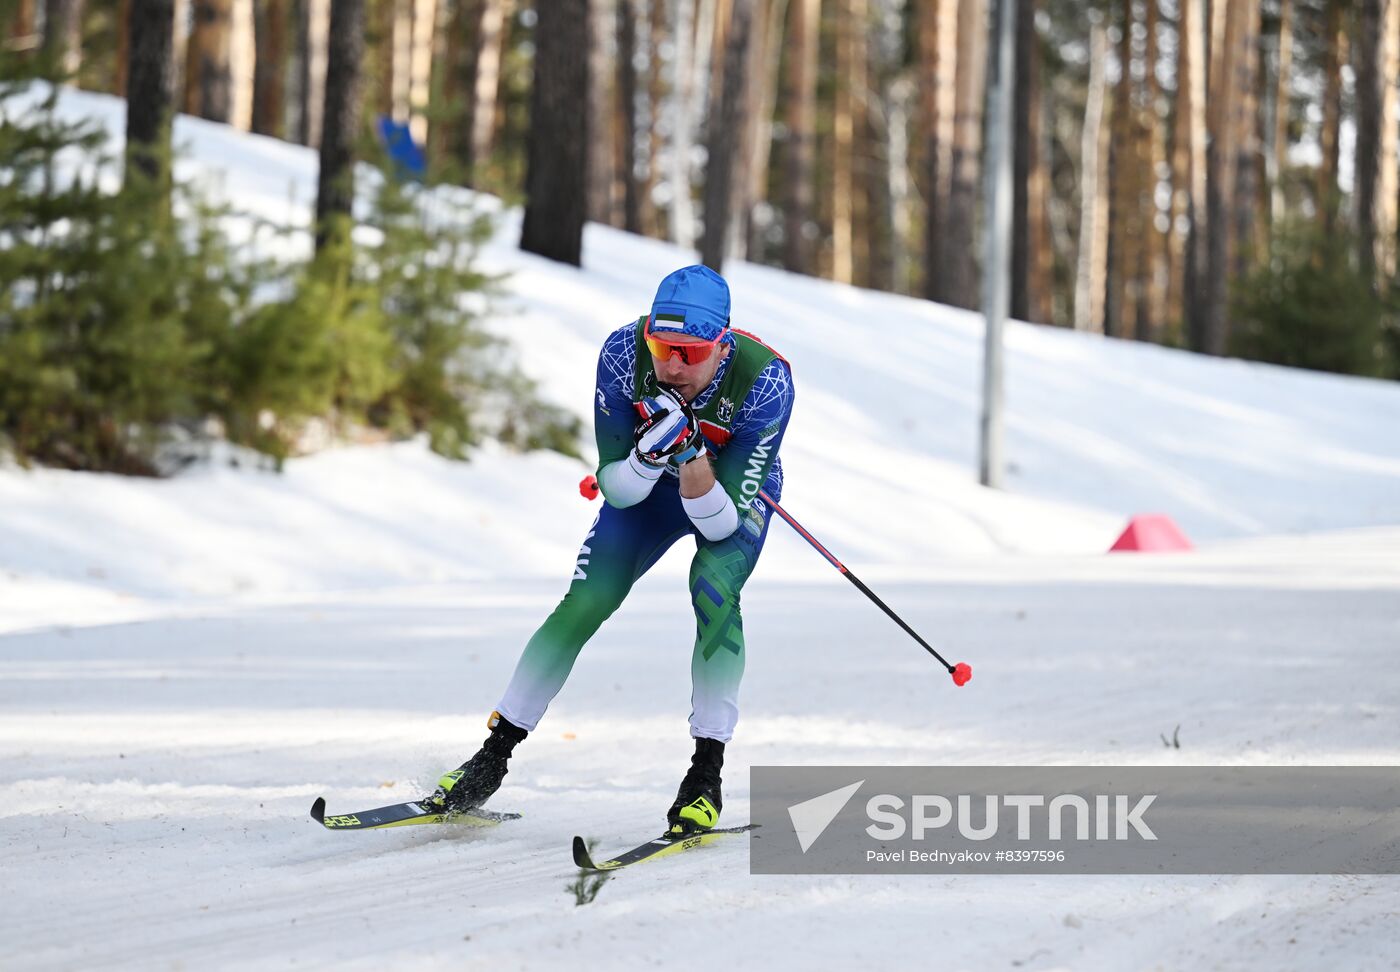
[426,711,528,813]
[666,737,724,835]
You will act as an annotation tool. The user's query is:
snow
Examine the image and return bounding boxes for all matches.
[3,88,1400,970]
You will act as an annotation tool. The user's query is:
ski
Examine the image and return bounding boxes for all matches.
[572,824,758,871]
[310,796,520,831]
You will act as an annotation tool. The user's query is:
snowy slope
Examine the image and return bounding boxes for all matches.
[4,87,1399,604]
[3,88,1400,971]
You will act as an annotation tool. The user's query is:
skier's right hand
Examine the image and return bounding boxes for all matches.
[634,388,699,467]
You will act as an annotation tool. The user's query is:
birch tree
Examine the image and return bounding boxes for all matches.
[1074,22,1108,331]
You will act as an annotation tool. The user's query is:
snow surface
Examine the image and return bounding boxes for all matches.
[3,88,1400,970]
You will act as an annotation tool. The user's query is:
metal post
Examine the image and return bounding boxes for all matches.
[979,0,1017,489]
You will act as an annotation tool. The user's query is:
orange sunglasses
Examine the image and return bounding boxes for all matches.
[644,315,728,365]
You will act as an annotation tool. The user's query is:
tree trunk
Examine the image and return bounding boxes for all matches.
[831,0,855,283]
[116,0,132,95]
[1268,0,1292,237]
[9,0,37,53]
[1384,0,1400,278]
[389,0,411,119]
[293,0,329,145]
[1317,0,1344,239]
[185,0,233,121]
[616,0,640,232]
[668,0,699,248]
[1168,0,1189,336]
[643,0,668,236]
[697,0,721,119]
[724,0,767,260]
[1139,0,1166,340]
[173,0,189,94]
[1010,0,1032,320]
[943,0,985,310]
[887,75,914,293]
[849,0,871,286]
[125,0,176,187]
[443,0,483,175]
[587,0,614,224]
[292,0,309,140]
[1011,0,1049,323]
[474,0,511,165]
[42,0,83,74]
[1229,0,1260,285]
[860,0,894,293]
[252,0,288,136]
[1355,0,1399,283]
[782,0,819,273]
[918,0,957,300]
[700,0,753,270]
[1074,23,1108,332]
[1105,0,1137,338]
[231,0,257,130]
[405,0,435,143]
[1355,0,1380,282]
[372,0,392,117]
[439,0,467,167]
[520,0,589,265]
[1181,0,1208,345]
[315,0,367,252]
[1199,0,1238,355]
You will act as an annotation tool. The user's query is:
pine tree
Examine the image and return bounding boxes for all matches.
[784,0,820,274]
[252,0,290,137]
[125,0,176,188]
[520,0,589,265]
[700,0,755,271]
[615,0,640,233]
[315,0,368,252]
[945,0,986,310]
[184,0,233,122]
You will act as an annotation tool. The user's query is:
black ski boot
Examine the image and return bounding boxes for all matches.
[426,712,528,813]
[666,737,724,835]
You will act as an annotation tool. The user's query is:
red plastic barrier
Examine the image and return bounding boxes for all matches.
[1109,514,1193,552]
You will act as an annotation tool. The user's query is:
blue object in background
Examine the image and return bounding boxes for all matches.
[376,115,426,180]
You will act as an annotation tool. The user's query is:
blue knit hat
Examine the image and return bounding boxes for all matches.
[649,265,731,342]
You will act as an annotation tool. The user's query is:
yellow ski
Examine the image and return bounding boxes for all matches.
[310,796,520,830]
[572,825,758,871]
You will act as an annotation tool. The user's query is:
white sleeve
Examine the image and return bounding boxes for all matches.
[598,451,665,508]
[683,480,740,541]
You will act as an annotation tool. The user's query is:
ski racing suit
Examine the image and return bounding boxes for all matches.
[494,318,795,742]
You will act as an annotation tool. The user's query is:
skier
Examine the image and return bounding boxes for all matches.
[426,265,795,836]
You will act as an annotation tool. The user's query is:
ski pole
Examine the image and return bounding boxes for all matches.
[756,489,971,686]
[578,475,971,687]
